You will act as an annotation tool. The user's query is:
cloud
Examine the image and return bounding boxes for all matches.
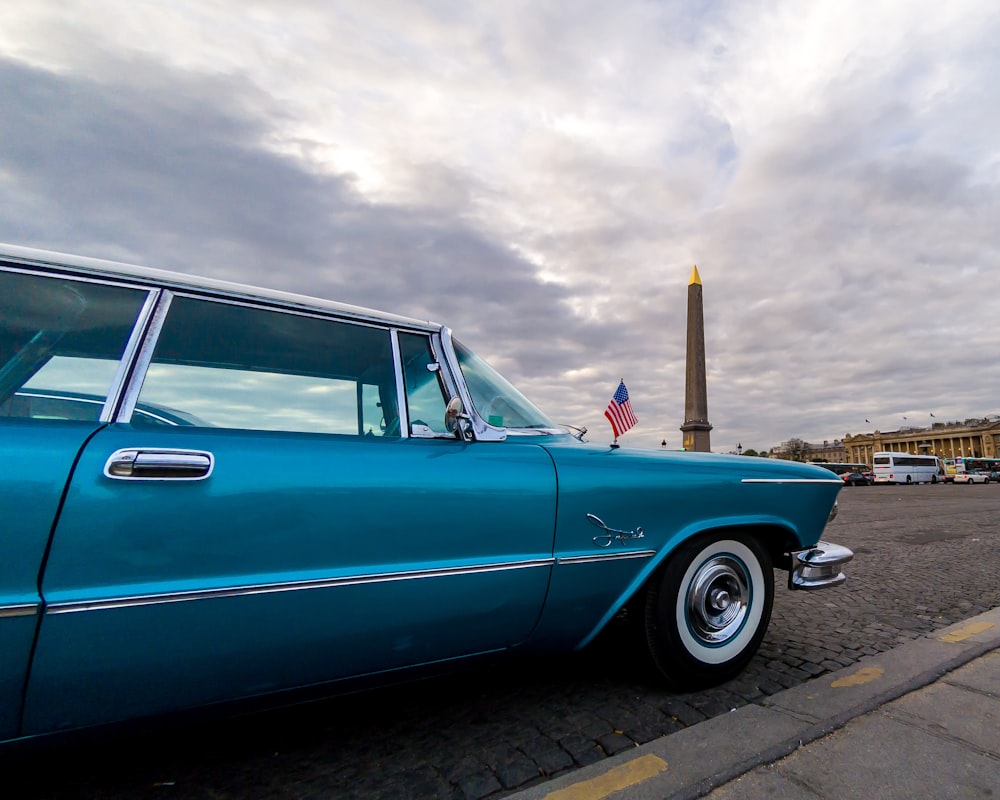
[2,1,1000,453]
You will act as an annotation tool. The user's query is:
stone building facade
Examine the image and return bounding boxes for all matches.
[843,419,1000,465]
[772,439,848,462]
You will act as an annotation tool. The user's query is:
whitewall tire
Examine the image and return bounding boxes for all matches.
[645,534,774,689]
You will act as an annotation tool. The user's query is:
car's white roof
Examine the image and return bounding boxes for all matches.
[0,242,440,332]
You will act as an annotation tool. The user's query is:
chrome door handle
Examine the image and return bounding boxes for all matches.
[104,448,215,480]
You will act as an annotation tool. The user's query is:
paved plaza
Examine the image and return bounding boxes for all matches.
[10,483,1000,800]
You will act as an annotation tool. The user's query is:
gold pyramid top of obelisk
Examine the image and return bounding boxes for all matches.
[689,265,702,286]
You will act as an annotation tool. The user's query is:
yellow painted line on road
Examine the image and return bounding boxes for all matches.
[938,621,995,643]
[540,754,668,800]
[831,666,884,688]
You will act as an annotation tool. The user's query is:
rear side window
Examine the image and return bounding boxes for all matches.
[0,269,147,421]
[135,296,400,436]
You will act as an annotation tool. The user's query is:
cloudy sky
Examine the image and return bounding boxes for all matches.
[3,0,999,453]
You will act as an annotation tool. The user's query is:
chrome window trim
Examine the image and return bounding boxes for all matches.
[140,288,443,342]
[438,326,506,442]
[557,550,656,565]
[1,243,440,332]
[741,479,844,485]
[0,263,155,296]
[101,288,162,422]
[0,603,39,619]
[45,558,556,614]
[116,290,174,423]
[389,329,409,438]
[430,330,461,400]
[438,325,476,429]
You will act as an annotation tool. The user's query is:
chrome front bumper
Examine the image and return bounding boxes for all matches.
[789,541,854,590]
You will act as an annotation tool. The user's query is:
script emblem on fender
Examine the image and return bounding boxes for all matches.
[586,514,645,548]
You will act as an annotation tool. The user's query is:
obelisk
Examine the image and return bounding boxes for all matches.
[680,265,712,452]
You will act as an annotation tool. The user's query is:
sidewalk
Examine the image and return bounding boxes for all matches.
[507,607,1000,800]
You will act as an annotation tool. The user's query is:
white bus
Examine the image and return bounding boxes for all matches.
[872,452,944,484]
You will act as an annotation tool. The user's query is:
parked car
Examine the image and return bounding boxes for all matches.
[954,471,991,484]
[0,243,852,745]
[841,472,870,486]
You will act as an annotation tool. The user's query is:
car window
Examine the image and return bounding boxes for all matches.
[0,270,147,420]
[135,296,400,436]
[398,332,450,436]
[453,339,555,429]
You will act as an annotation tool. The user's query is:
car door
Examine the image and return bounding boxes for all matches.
[23,292,556,735]
[0,267,153,740]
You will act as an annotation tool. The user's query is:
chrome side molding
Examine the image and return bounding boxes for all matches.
[46,558,555,614]
[0,603,39,619]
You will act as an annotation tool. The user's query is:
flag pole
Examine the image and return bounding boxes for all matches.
[611,376,622,448]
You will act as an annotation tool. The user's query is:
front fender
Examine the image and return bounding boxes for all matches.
[525,443,840,651]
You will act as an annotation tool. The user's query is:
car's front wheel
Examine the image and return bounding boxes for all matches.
[644,533,773,689]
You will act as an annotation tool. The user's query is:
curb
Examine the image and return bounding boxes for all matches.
[505,606,1000,800]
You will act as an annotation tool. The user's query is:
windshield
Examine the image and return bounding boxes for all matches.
[454,339,556,430]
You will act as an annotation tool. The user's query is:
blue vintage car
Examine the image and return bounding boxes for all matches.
[0,243,851,744]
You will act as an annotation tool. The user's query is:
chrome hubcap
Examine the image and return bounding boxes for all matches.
[710,588,731,611]
[685,556,750,645]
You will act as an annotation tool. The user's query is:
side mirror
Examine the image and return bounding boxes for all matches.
[445,396,470,440]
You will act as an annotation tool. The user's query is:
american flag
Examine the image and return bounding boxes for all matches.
[604,380,638,438]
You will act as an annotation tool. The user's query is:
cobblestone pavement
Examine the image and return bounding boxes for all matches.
[11,484,1000,800]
